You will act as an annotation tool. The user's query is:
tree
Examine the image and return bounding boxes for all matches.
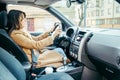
[77,0,88,27]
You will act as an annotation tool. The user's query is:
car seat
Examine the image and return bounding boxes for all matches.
[0,47,74,80]
[0,10,31,70]
[0,47,27,80]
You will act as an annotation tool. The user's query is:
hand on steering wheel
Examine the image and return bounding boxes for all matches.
[52,26,62,39]
[51,22,62,32]
[51,22,62,38]
[47,22,61,33]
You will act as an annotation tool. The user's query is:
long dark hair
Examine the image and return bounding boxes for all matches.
[7,10,26,34]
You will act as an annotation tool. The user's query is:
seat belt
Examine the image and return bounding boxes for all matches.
[29,50,38,80]
[31,49,38,64]
[30,49,38,78]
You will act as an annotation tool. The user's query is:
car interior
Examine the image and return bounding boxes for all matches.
[0,0,120,80]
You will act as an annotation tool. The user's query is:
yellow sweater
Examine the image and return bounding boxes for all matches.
[10,29,63,68]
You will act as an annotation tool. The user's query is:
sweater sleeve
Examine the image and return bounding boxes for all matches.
[32,32,49,41]
[10,31,53,50]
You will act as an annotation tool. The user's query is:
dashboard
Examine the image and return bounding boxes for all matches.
[65,27,120,79]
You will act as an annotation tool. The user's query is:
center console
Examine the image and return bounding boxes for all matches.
[57,61,83,80]
[31,61,83,80]
[69,31,86,60]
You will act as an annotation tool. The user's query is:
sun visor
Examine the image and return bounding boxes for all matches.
[3,0,34,4]
[35,0,61,6]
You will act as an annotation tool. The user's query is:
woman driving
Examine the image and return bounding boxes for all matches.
[7,9,69,68]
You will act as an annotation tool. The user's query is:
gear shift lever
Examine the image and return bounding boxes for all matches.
[56,57,68,72]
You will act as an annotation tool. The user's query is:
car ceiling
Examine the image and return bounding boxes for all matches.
[1,0,61,8]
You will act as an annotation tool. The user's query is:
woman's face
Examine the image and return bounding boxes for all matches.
[21,18,27,29]
[19,13,27,29]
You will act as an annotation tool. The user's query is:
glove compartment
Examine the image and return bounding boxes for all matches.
[87,33,120,80]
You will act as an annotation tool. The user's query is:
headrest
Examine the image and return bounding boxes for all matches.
[0,10,7,28]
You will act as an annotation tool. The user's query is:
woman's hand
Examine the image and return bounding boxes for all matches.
[48,26,55,33]
[48,22,61,33]
[52,27,62,39]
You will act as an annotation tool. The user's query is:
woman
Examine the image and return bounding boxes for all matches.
[7,10,68,68]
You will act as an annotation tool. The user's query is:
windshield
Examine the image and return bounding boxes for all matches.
[52,0,120,29]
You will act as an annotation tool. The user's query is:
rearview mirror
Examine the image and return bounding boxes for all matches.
[66,0,71,8]
[66,0,85,7]
[116,0,120,3]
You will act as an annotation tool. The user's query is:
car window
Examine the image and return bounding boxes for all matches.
[7,5,60,32]
[52,0,120,29]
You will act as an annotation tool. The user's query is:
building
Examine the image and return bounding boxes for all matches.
[85,0,120,28]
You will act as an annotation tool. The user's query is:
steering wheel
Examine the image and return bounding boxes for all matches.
[46,22,63,49]
[53,22,71,49]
